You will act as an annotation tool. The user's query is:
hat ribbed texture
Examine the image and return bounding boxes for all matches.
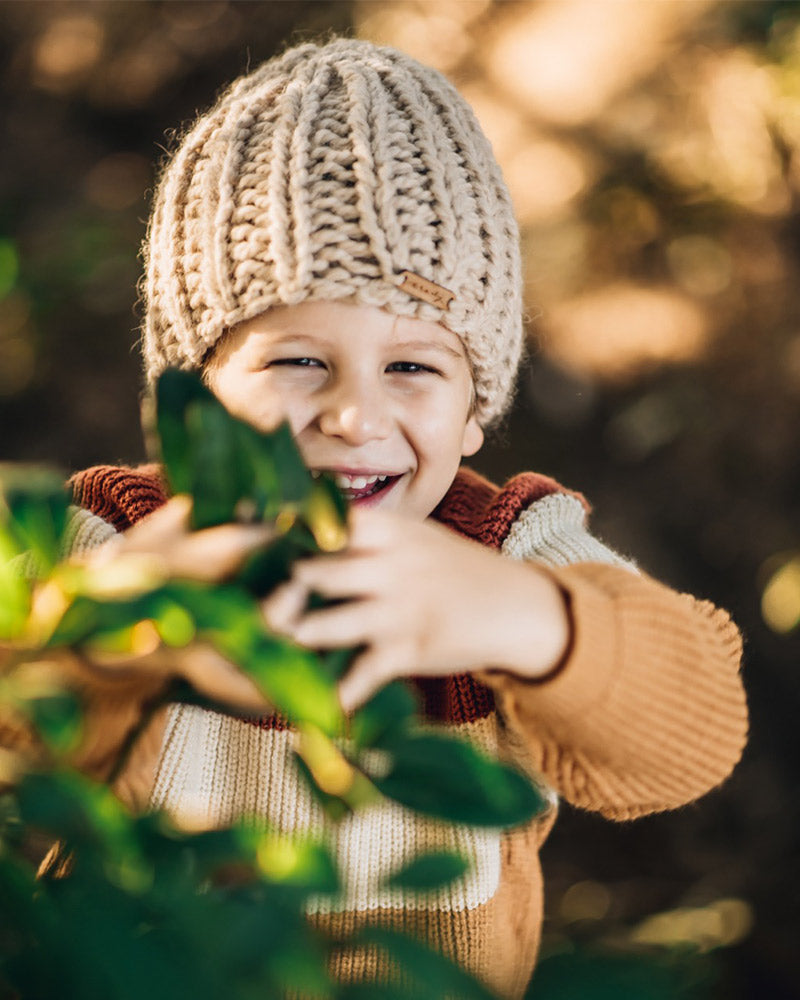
[143,38,523,426]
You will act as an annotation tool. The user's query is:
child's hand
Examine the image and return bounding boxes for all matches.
[0,496,278,785]
[262,507,571,712]
[89,494,275,584]
[78,495,277,711]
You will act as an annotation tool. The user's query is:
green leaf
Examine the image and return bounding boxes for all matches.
[529,947,708,1000]
[155,370,316,532]
[16,770,141,863]
[304,475,348,552]
[46,590,169,649]
[169,581,343,731]
[268,947,333,998]
[47,581,244,651]
[185,399,252,530]
[154,368,212,496]
[292,752,352,823]
[0,465,69,574]
[356,927,498,1000]
[237,528,316,597]
[235,420,283,521]
[27,692,83,755]
[349,681,417,751]
[163,580,254,631]
[372,732,549,828]
[45,593,130,647]
[383,850,469,893]
[244,827,339,895]
[45,575,342,730]
[319,645,356,683]
[270,421,313,505]
[0,528,31,638]
[212,629,343,735]
[152,600,195,647]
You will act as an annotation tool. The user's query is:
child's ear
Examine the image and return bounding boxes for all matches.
[461,414,484,457]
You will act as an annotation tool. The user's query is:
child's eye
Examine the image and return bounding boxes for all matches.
[386,361,438,375]
[269,357,324,369]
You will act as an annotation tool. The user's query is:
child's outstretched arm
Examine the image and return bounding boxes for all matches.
[264,505,748,819]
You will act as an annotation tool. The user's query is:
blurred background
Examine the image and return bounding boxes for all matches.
[1,1,798,996]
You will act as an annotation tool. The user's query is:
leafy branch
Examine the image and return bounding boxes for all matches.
[0,369,550,999]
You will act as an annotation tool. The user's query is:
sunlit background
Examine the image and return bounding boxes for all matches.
[1,2,799,997]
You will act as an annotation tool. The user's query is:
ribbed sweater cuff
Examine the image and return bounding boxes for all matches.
[478,561,747,814]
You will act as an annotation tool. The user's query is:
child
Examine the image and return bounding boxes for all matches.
[56,38,746,999]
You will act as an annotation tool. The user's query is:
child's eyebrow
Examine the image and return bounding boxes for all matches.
[263,331,466,362]
[267,331,319,343]
[253,331,322,351]
[392,339,466,361]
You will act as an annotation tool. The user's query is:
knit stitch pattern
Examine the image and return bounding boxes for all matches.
[69,464,168,532]
[142,39,523,426]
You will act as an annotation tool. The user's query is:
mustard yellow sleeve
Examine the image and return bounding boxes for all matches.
[479,562,748,819]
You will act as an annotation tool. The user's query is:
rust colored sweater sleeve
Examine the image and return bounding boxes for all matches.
[479,561,748,820]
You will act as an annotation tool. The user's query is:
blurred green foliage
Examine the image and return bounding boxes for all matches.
[0,369,550,999]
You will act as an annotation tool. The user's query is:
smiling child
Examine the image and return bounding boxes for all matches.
[58,38,748,998]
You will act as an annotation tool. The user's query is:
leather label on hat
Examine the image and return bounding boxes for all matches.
[399,270,455,311]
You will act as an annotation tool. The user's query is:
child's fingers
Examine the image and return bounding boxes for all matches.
[165,522,275,580]
[291,599,379,651]
[90,496,193,564]
[291,553,379,600]
[123,494,194,545]
[338,645,405,713]
[172,644,272,713]
[261,579,309,636]
[104,504,275,582]
[92,495,275,582]
[46,642,271,715]
[85,495,193,566]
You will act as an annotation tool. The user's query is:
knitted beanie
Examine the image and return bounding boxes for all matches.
[142,38,523,426]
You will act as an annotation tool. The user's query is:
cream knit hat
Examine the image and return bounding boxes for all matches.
[142,38,523,426]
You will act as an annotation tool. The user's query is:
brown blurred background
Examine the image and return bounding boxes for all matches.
[1,2,799,997]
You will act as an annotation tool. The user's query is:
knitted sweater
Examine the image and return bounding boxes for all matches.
[65,464,748,999]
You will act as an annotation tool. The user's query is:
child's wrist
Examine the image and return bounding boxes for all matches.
[477,562,572,681]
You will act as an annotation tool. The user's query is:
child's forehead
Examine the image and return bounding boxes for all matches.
[234,301,468,358]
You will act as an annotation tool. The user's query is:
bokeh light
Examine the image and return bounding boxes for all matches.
[559,880,613,924]
[32,14,105,89]
[761,554,800,633]
[631,898,754,952]
[483,0,714,127]
[543,283,709,382]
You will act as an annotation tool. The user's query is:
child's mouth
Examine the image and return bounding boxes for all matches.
[329,472,400,504]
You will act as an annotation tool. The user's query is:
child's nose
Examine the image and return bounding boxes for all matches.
[318,377,392,445]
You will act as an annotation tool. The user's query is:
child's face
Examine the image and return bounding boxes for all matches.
[205,300,483,521]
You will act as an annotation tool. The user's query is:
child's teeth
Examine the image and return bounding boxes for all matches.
[334,473,380,490]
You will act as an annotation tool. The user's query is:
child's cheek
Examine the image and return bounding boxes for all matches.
[231,375,295,435]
